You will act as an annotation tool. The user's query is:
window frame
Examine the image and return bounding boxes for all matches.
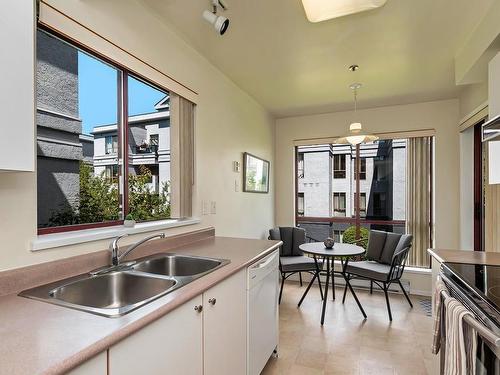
[333,154,346,179]
[37,26,174,235]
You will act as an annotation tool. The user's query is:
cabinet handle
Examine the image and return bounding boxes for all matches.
[208,298,217,305]
[194,305,203,312]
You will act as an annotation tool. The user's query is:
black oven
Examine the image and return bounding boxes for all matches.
[441,263,500,374]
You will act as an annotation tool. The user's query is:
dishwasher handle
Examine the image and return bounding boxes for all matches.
[252,252,278,270]
[248,250,279,288]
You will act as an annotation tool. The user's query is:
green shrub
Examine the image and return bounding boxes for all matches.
[342,226,369,250]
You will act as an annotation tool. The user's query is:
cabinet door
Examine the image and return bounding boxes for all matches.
[67,352,107,375]
[0,0,35,172]
[203,269,247,375]
[109,295,203,375]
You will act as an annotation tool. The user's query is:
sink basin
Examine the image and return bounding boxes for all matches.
[20,272,176,317]
[20,253,229,317]
[133,254,225,277]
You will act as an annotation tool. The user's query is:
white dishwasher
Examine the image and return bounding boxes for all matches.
[247,249,279,375]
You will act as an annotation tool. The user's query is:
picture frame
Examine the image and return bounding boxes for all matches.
[243,152,270,193]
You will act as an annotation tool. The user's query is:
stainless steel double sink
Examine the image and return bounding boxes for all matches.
[19,253,230,317]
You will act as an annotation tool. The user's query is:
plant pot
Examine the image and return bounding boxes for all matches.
[123,219,136,228]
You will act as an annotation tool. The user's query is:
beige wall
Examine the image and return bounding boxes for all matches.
[0,0,275,271]
[459,82,488,119]
[275,99,460,250]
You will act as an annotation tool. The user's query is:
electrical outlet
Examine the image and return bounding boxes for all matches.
[210,201,216,214]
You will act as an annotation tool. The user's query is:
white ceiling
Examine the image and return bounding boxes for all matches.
[142,0,494,117]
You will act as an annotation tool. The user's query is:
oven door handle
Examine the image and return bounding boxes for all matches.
[441,290,500,347]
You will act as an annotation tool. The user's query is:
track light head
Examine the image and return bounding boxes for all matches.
[202,9,230,35]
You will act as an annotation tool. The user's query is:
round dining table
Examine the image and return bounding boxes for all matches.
[298,242,367,325]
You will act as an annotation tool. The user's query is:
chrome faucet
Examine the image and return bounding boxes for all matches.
[110,233,166,266]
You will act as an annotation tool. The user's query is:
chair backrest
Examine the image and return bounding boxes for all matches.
[268,227,305,257]
[366,230,413,265]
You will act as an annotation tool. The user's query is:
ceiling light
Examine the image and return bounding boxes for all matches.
[301,0,387,23]
[202,0,230,35]
[334,83,379,146]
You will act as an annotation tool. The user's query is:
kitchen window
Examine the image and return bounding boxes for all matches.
[36,28,194,234]
[333,154,346,179]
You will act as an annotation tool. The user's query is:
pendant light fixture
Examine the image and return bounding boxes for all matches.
[334,81,378,146]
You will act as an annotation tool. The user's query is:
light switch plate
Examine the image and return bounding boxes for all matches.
[235,179,240,192]
[210,201,217,214]
[202,200,209,215]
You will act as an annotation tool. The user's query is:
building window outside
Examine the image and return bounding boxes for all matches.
[297,193,304,216]
[297,153,304,178]
[333,154,346,179]
[105,164,119,183]
[359,192,367,217]
[354,158,366,180]
[333,192,346,216]
[333,230,344,243]
[105,135,118,154]
[36,29,174,233]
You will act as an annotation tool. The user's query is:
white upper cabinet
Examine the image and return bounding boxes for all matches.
[0,0,35,172]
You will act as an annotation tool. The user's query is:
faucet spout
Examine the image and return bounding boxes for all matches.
[116,233,166,265]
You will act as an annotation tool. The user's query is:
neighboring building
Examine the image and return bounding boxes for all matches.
[297,140,406,241]
[36,30,83,227]
[92,97,171,193]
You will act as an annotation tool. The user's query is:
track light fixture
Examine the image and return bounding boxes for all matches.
[202,0,230,36]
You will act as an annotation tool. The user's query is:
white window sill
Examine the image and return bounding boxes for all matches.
[31,218,201,251]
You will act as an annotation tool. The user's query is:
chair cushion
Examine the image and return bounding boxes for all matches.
[269,228,281,241]
[395,234,413,256]
[345,261,391,281]
[280,256,323,272]
[279,227,294,256]
[365,230,387,261]
[291,227,306,256]
[379,232,402,265]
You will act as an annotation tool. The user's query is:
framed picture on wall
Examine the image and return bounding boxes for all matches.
[243,152,270,193]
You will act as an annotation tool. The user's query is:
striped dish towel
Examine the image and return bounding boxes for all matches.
[432,278,448,354]
[443,297,477,375]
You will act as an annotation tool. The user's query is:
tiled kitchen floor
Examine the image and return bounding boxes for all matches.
[262,281,439,375]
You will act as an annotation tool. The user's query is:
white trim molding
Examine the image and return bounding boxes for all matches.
[31,217,201,251]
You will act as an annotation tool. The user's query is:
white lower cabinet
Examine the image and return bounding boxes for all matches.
[108,295,203,375]
[107,270,247,374]
[67,352,107,375]
[204,269,247,375]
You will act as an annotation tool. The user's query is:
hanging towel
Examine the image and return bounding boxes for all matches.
[432,278,449,354]
[443,297,477,375]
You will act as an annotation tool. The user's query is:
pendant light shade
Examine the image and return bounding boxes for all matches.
[334,83,378,146]
[334,122,379,145]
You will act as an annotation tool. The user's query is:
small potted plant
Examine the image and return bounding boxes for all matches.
[124,213,136,228]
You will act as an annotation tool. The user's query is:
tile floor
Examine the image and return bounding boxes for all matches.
[262,281,439,375]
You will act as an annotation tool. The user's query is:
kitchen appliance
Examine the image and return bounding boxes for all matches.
[440,262,500,374]
[247,250,279,375]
